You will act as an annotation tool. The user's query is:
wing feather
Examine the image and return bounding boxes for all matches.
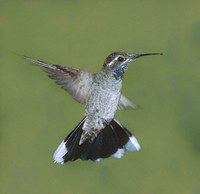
[118,94,141,110]
[23,56,93,103]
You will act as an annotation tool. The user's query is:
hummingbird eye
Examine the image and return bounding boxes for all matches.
[117,56,125,62]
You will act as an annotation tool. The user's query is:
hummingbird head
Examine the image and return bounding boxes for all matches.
[102,52,162,80]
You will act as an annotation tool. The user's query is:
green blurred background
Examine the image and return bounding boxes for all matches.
[1,0,200,193]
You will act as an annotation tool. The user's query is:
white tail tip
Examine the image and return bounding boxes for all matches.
[125,136,141,151]
[53,140,68,164]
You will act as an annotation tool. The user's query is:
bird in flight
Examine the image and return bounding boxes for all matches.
[23,52,162,164]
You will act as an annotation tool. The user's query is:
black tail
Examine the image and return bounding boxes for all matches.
[53,118,141,163]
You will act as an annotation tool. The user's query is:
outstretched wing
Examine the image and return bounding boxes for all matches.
[118,94,141,110]
[23,56,93,103]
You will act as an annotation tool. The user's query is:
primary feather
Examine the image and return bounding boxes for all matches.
[23,56,93,103]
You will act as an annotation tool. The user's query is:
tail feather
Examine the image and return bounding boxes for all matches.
[53,118,141,164]
[63,118,87,162]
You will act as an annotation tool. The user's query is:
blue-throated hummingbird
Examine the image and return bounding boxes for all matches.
[23,52,162,163]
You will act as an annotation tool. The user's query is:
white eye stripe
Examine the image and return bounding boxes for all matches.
[106,56,128,67]
[107,58,118,66]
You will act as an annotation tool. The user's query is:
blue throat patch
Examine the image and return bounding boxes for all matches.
[113,64,129,80]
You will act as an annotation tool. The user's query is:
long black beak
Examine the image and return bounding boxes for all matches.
[133,53,163,59]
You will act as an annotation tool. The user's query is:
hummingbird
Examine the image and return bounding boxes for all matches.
[23,52,162,163]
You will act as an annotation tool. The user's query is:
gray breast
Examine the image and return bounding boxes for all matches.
[85,72,122,122]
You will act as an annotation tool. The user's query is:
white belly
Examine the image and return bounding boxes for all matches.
[85,87,120,121]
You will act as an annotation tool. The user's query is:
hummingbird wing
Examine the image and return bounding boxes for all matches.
[118,94,141,110]
[23,56,93,103]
